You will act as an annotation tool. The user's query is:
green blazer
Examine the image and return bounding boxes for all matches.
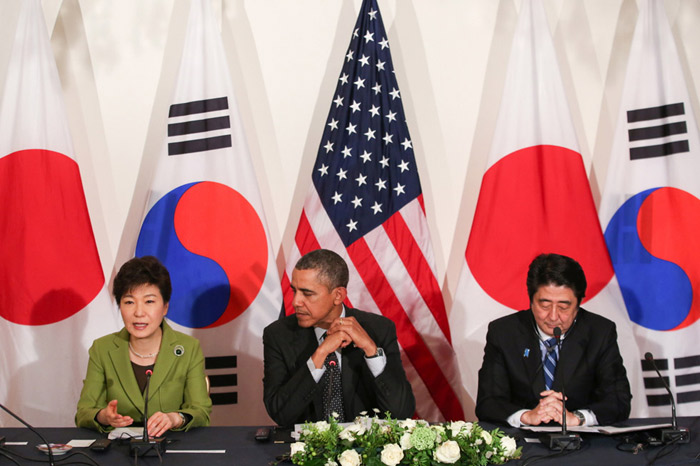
[75,320,212,432]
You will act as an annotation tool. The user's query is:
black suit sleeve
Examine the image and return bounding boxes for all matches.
[475,311,632,426]
[262,323,320,427]
[578,322,631,425]
[262,311,415,426]
[475,320,532,423]
[363,315,415,419]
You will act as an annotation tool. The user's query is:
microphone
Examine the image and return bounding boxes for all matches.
[0,402,55,466]
[542,326,581,451]
[553,326,561,340]
[326,359,337,419]
[130,369,167,458]
[554,328,568,435]
[644,352,690,444]
[143,369,153,441]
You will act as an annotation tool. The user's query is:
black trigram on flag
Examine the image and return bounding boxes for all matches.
[627,102,690,160]
[168,97,232,156]
[641,354,700,407]
[205,355,238,405]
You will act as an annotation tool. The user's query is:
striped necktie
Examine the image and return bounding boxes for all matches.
[543,337,558,390]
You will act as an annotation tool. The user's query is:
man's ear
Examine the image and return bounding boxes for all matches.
[333,286,348,305]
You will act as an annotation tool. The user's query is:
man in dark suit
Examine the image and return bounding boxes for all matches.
[263,249,415,427]
[476,253,631,427]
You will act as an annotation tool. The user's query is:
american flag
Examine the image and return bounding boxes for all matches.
[282,0,463,421]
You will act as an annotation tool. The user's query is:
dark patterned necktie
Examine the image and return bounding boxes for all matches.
[543,337,558,390]
[321,350,344,422]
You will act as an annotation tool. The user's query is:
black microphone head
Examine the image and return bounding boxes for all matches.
[553,327,562,338]
[645,352,654,361]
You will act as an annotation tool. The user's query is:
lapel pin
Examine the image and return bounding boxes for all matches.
[174,345,185,357]
[523,348,530,358]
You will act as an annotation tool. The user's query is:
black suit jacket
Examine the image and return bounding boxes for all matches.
[475,308,631,426]
[262,307,415,427]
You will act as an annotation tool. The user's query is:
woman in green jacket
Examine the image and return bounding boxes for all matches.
[75,256,212,436]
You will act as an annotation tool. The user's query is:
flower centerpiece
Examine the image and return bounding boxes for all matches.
[288,410,521,466]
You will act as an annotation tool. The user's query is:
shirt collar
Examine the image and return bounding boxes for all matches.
[536,325,566,342]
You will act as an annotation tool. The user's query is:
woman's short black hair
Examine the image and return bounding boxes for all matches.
[113,256,172,304]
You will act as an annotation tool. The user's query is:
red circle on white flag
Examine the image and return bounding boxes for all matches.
[466,145,613,310]
[0,149,104,325]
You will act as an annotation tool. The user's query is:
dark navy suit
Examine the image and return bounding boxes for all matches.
[263,307,415,427]
[476,308,631,426]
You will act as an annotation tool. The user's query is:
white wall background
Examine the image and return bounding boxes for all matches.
[0,0,699,386]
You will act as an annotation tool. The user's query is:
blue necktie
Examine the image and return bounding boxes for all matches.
[543,337,558,390]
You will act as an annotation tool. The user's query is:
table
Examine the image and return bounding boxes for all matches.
[0,418,698,465]
[0,426,289,465]
[505,416,700,465]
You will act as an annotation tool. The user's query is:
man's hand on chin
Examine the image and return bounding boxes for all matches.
[326,316,377,357]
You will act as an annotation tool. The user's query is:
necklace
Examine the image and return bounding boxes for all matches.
[129,342,159,359]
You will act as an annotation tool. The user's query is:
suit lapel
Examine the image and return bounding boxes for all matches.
[151,321,178,400]
[553,317,587,392]
[517,312,546,398]
[341,345,362,417]
[297,325,324,418]
[108,330,144,414]
[340,308,367,417]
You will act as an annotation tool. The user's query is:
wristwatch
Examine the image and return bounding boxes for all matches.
[573,410,585,426]
[366,347,384,359]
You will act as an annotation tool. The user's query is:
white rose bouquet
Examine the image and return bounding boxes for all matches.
[288,411,521,465]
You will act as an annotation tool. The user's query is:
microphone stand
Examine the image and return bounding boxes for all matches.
[130,370,167,458]
[326,359,336,420]
[0,402,55,466]
[543,327,581,451]
[645,352,690,444]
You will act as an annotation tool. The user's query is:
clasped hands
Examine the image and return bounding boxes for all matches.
[520,390,581,427]
[311,316,377,369]
[97,399,184,437]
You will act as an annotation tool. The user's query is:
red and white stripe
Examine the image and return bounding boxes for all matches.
[283,189,463,421]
